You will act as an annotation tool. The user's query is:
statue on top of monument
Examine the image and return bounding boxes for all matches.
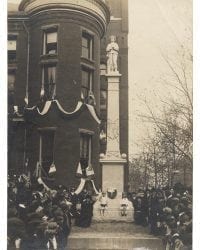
[106,35,119,73]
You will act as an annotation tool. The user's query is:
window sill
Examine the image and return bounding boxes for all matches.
[81,57,95,69]
[40,54,58,64]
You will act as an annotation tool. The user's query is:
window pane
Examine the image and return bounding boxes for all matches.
[80,134,91,168]
[8,40,16,50]
[47,32,57,43]
[82,37,89,48]
[81,70,90,88]
[43,65,56,99]
[48,66,56,84]
[82,47,89,58]
[100,64,107,75]
[42,131,55,169]
[100,90,107,110]
[8,73,15,91]
[44,31,57,54]
[82,34,93,59]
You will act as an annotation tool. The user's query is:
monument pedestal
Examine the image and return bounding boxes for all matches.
[92,155,134,222]
[93,194,134,222]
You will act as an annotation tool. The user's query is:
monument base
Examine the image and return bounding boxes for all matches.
[92,193,134,222]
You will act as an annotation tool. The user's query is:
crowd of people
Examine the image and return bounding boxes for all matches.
[7,174,192,250]
[7,174,95,250]
[130,184,192,250]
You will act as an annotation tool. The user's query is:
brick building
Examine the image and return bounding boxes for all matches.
[8,0,128,190]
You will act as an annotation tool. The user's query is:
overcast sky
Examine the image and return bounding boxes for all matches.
[6,0,192,156]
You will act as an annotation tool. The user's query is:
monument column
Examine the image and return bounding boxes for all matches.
[93,36,133,222]
[100,36,127,195]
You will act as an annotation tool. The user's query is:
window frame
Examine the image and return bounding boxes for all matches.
[38,128,56,174]
[41,63,57,100]
[8,68,16,106]
[8,34,17,62]
[42,27,58,55]
[81,32,94,60]
[79,130,93,169]
[81,67,94,103]
[100,89,107,110]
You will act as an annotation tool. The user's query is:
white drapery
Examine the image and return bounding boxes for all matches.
[26,100,101,124]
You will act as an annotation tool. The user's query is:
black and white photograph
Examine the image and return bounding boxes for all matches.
[2,0,198,249]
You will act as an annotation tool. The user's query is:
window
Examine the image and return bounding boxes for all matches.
[81,68,93,102]
[80,133,92,169]
[39,129,55,173]
[8,69,16,105]
[42,64,56,99]
[43,29,57,55]
[82,32,93,60]
[100,90,107,110]
[100,63,107,75]
[8,35,17,62]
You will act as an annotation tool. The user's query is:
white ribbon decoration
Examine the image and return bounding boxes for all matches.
[37,177,51,192]
[75,178,86,194]
[37,100,52,115]
[86,104,101,124]
[26,100,100,124]
[54,100,83,115]
[91,180,99,194]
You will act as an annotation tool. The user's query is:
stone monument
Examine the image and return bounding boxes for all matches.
[93,36,134,222]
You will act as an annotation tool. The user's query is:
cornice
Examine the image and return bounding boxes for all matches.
[19,0,110,37]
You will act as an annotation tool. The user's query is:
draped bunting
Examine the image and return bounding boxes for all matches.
[76,162,83,178]
[86,164,95,177]
[54,100,82,115]
[75,178,86,194]
[37,177,51,192]
[37,100,52,115]
[86,104,101,124]
[91,180,99,194]
[48,162,56,174]
[26,99,101,124]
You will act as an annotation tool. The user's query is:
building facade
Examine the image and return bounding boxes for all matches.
[8,0,128,190]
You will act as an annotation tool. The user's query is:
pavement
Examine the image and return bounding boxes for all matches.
[67,222,165,250]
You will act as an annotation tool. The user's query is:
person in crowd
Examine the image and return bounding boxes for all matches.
[78,190,94,227]
[120,192,130,216]
[99,191,108,216]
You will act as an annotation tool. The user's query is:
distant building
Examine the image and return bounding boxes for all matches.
[8,0,128,190]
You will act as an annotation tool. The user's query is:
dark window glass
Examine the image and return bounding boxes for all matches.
[42,65,56,100]
[81,68,93,102]
[8,70,15,106]
[41,130,55,170]
[100,90,107,110]
[8,35,17,62]
[43,30,57,54]
[82,33,93,59]
[80,133,91,168]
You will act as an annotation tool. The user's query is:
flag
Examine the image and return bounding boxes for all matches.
[86,164,95,178]
[33,161,40,178]
[40,86,45,98]
[48,162,56,174]
[81,91,84,102]
[24,96,28,106]
[88,90,96,106]
[76,162,83,178]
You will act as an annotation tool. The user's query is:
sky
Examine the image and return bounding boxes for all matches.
[6,0,192,157]
[129,0,192,156]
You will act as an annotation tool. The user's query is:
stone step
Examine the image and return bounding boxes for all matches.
[67,234,164,250]
[67,222,164,250]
